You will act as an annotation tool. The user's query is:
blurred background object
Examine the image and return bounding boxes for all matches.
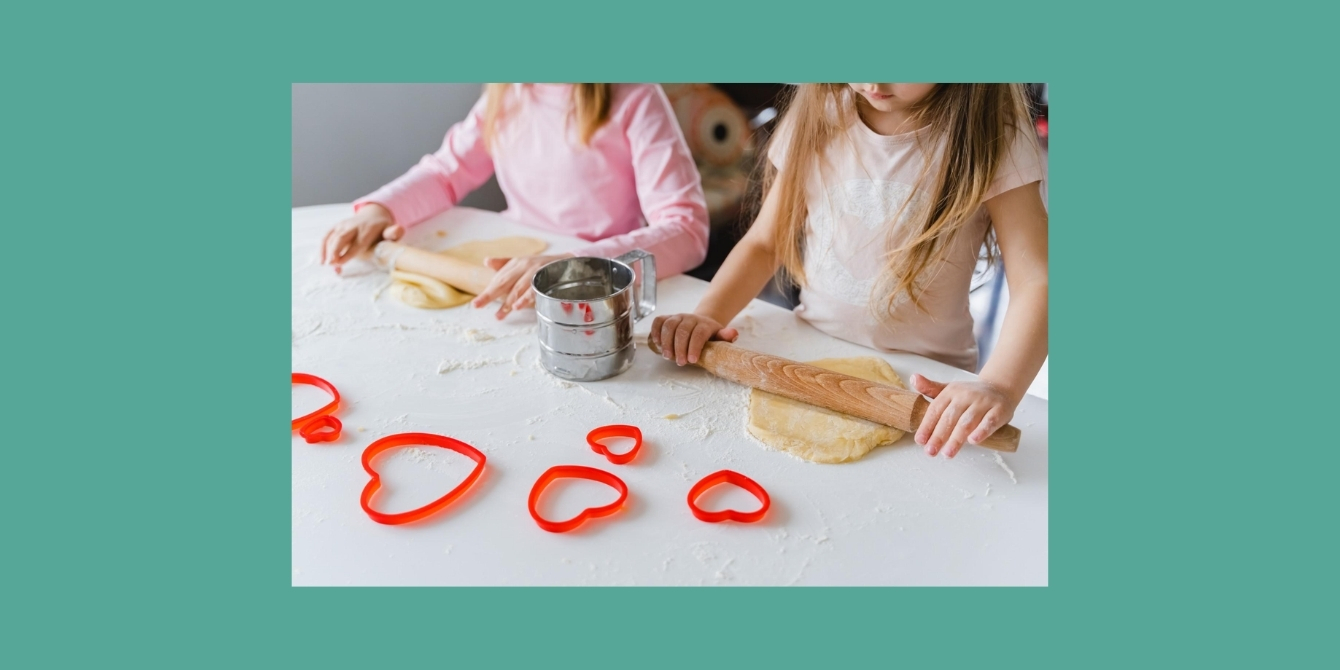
[678,84,788,297]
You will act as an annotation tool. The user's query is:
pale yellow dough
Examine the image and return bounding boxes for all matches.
[390,236,549,309]
[390,271,472,309]
[746,356,908,464]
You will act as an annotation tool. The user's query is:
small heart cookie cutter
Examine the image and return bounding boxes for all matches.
[586,424,643,465]
[528,465,628,533]
[291,373,342,443]
[360,433,487,525]
[687,470,770,523]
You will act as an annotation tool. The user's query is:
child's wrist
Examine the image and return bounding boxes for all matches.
[357,202,394,222]
[978,372,1027,405]
[692,308,730,327]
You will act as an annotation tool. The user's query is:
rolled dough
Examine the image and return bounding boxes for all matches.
[746,356,908,464]
[389,236,548,309]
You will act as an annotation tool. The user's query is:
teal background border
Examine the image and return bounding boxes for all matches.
[6,0,1332,665]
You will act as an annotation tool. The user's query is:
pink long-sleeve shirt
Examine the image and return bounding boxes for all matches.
[355,84,709,278]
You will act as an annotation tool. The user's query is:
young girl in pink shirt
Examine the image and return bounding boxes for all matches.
[321,83,709,319]
[652,84,1048,459]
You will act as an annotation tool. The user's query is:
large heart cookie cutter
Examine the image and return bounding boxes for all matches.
[360,433,487,525]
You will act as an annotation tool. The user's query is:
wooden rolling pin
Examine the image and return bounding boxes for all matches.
[373,241,497,295]
[646,339,1020,452]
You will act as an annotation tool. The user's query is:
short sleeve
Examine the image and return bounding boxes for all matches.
[984,125,1045,201]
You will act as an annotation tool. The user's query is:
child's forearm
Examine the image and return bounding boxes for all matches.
[694,238,781,326]
[978,282,1048,403]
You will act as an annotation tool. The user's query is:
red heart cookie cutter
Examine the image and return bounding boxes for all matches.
[292,373,342,443]
[360,432,487,525]
[586,424,643,465]
[528,465,628,533]
[687,470,771,523]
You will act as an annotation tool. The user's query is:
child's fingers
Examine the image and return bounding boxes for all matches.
[715,327,739,342]
[337,228,372,265]
[969,407,1004,444]
[483,257,511,271]
[915,395,947,446]
[328,229,358,266]
[927,402,965,456]
[320,228,335,264]
[322,228,345,265]
[658,316,683,359]
[504,275,532,311]
[472,274,510,308]
[672,320,695,365]
[944,406,982,458]
[649,317,665,348]
[474,261,527,309]
[492,271,527,319]
[383,224,404,241]
[686,323,716,363]
[352,225,384,259]
[911,373,947,399]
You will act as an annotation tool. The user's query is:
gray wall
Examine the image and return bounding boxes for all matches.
[292,84,507,210]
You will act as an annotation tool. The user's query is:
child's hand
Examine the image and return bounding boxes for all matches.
[650,313,740,365]
[470,254,574,319]
[322,204,403,273]
[911,374,1019,459]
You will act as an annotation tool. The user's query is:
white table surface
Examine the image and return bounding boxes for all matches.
[292,205,1048,586]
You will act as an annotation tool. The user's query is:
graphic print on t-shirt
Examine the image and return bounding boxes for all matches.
[804,179,927,315]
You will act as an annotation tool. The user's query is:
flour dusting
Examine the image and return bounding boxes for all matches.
[993,452,1018,483]
[437,357,510,374]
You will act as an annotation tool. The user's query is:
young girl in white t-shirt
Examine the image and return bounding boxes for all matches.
[652,84,1048,459]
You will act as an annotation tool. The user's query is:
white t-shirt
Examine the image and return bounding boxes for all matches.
[769,113,1045,371]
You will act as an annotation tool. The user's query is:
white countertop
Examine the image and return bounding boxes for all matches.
[292,205,1048,585]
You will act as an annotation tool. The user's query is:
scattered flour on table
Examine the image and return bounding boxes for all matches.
[662,406,703,420]
[787,557,814,586]
[403,447,449,469]
[993,452,1018,483]
[715,558,736,581]
[462,328,495,342]
[291,314,324,342]
[690,542,719,565]
[511,343,530,366]
[437,357,511,374]
[290,313,534,345]
[657,378,701,393]
[371,278,393,302]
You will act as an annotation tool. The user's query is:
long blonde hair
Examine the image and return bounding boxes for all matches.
[763,83,1035,313]
[483,83,613,148]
